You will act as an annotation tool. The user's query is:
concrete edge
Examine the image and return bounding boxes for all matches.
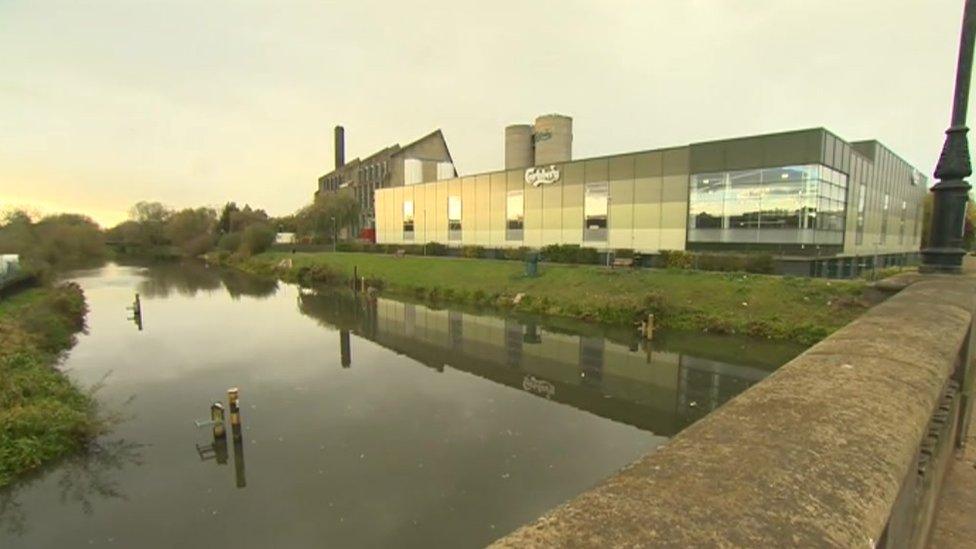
[491,276,976,548]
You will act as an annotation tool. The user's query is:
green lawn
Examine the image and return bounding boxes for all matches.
[0,284,97,487]
[232,252,874,345]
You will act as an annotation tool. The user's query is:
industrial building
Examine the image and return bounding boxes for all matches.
[374,114,927,275]
[315,125,457,232]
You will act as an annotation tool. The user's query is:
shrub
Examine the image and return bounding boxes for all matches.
[462,245,485,259]
[295,264,343,286]
[425,242,448,256]
[659,250,693,269]
[541,244,598,264]
[696,253,745,272]
[744,254,775,274]
[218,232,242,252]
[575,246,599,264]
[501,247,530,261]
[241,223,275,255]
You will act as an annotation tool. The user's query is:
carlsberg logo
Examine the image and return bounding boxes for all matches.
[524,165,560,187]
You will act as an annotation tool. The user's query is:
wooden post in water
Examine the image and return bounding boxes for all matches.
[227,387,246,488]
[211,402,226,440]
[644,314,655,340]
[228,388,241,441]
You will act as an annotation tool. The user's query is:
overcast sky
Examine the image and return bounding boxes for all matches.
[0,0,970,227]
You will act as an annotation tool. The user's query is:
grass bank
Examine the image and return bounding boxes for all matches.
[221,251,877,345]
[0,284,98,487]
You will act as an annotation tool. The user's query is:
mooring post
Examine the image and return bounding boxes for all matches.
[228,387,242,441]
[211,402,226,440]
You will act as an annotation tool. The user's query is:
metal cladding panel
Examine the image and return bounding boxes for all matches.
[534,114,572,165]
[560,162,584,244]
[505,124,534,169]
[488,172,507,246]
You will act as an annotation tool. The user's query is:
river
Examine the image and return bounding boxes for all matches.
[0,261,804,548]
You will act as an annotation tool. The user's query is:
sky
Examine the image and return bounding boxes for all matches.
[0,0,971,228]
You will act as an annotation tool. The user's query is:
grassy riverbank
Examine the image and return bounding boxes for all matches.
[0,284,98,487]
[221,251,877,345]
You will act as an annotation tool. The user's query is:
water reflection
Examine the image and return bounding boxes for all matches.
[130,260,277,299]
[0,439,144,537]
[297,290,800,436]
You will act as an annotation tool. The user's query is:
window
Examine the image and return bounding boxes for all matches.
[506,189,523,240]
[403,200,414,239]
[689,173,726,229]
[856,183,866,245]
[880,193,890,245]
[448,196,461,240]
[584,182,608,241]
[404,159,423,185]
[687,163,847,246]
[437,162,455,181]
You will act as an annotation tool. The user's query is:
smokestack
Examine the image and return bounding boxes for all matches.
[334,125,345,169]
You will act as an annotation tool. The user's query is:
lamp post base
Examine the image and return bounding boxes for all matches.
[920,247,966,273]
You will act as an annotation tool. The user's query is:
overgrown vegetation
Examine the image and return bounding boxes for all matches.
[221,251,877,345]
[0,284,99,487]
[0,211,106,275]
[106,201,277,258]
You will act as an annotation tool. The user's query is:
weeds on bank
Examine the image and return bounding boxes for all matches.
[222,252,874,346]
[0,284,100,487]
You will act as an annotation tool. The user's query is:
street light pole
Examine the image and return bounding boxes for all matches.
[921,0,976,273]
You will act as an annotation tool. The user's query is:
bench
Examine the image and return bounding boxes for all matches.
[394,249,406,258]
[611,257,634,268]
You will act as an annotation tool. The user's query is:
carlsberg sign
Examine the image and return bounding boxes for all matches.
[524,165,560,187]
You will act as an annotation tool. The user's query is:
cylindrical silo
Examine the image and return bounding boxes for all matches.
[505,124,534,169]
[533,114,572,165]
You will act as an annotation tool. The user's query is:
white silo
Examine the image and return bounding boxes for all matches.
[533,114,572,165]
[505,124,535,169]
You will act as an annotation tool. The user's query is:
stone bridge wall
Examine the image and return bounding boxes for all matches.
[492,276,976,548]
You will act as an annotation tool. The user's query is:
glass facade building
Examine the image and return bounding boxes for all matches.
[688,164,848,245]
[376,127,926,276]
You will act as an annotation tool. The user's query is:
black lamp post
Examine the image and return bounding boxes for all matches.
[921,0,976,273]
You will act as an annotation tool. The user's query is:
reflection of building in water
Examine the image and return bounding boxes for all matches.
[340,330,351,368]
[297,291,781,436]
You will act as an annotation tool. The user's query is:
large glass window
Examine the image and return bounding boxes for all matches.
[448,196,461,240]
[403,200,414,240]
[584,182,608,241]
[688,163,848,246]
[506,190,523,240]
[689,173,726,229]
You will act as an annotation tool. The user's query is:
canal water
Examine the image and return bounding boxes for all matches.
[0,262,804,548]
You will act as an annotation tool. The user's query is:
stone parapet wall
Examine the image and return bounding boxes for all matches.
[492,276,976,548]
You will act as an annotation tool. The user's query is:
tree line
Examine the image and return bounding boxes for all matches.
[0,191,361,272]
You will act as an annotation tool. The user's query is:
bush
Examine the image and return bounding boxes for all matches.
[743,254,775,274]
[462,245,485,259]
[425,242,448,256]
[218,232,242,252]
[502,247,530,261]
[241,223,275,255]
[659,250,693,269]
[541,244,600,264]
